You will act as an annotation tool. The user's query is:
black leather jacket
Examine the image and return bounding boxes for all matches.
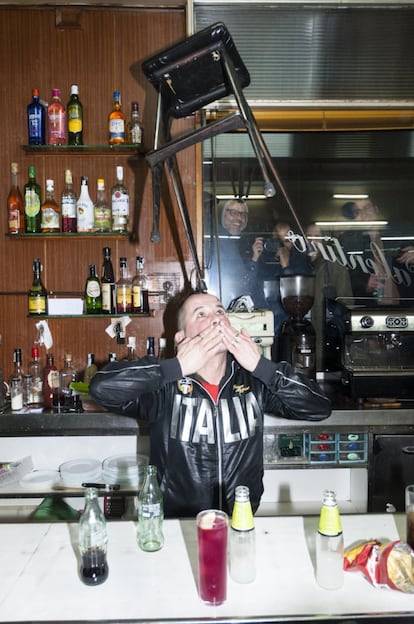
[90,354,331,517]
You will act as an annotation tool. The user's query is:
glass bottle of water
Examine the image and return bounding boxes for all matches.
[138,465,164,552]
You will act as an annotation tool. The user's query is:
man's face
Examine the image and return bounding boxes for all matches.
[179,293,229,339]
[222,203,248,235]
[353,199,378,221]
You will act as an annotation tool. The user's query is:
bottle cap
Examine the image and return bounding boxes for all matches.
[28,165,36,177]
[52,88,60,98]
[11,162,18,175]
[32,347,39,358]
[46,179,54,191]
[116,166,123,180]
[32,88,39,96]
[97,178,105,190]
[70,84,79,95]
[131,101,139,111]
[64,169,73,184]
[113,91,121,101]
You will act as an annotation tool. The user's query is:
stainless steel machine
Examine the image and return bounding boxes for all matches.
[341,306,414,400]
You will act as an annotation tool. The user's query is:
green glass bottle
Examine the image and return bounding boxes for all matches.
[24,165,42,233]
[67,84,83,146]
[84,264,102,314]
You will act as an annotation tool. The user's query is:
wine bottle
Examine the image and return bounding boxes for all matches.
[59,353,78,412]
[24,165,41,233]
[7,162,24,234]
[61,169,77,233]
[43,353,59,410]
[101,247,115,315]
[146,337,155,357]
[84,264,102,314]
[28,258,48,316]
[111,166,129,232]
[93,179,111,232]
[67,84,83,145]
[41,179,61,233]
[108,91,126,145]
[127,101,143,146]
[47,88,66,145]
[76,175,94,232]
[132,256,149,313]
[116,257,132,313]
[27,88,45,145]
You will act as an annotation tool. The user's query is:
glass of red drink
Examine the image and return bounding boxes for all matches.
[196,509,228,605]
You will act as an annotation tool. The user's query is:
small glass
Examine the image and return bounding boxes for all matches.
[196,509,228,605]
[10,377,23,411]
[405,485,414,549]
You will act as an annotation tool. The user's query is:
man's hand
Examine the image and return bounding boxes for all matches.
[251,237,264,262]
[176,324,224,377]
[219,323,261,372]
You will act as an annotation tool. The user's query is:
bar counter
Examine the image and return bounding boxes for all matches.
[1,513,413,623]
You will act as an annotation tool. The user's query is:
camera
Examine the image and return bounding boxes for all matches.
[263,238,281,253]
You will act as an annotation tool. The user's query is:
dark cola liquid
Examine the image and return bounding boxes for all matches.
[80,548,108,586]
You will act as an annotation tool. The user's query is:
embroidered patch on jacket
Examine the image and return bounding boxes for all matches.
[177,377,193,395]
[233,384,250,394]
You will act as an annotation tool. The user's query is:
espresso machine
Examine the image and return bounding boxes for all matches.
[278,274,316,378]
[341,305,414,400]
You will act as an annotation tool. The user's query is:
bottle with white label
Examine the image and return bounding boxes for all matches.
[61,169,77,233]
[111,166,129,232]
[76,176,94,232]
[138,465,164,552]
[315,489,344,590]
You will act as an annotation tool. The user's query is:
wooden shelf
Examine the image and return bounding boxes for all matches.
[6,232,130,239]
[21,144,143,155]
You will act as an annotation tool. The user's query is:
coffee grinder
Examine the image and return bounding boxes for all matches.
[278,274,316,378]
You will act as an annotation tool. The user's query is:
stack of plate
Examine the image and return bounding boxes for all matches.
[59,458,102,487]
[102,454,148,487]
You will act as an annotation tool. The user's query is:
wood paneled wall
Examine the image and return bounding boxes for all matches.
[0,6,199,378]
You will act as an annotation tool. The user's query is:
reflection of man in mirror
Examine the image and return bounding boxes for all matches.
[206,198,265,309]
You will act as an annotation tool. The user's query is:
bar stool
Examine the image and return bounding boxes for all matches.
[142,22,301,287]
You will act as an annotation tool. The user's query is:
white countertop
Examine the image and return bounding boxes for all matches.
[0,514,413,622]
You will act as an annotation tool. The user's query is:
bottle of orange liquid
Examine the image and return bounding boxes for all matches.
[7,162,24,234]
[108,91,126,145]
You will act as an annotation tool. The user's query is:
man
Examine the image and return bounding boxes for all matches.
[206,198,265,309]
[90,291,331,517]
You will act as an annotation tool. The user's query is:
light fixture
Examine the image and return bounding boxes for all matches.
[315,220,388,228]
[216,194,267,200]
[332,193,369,200]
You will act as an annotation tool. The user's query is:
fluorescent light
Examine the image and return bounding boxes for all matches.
[332,194,369,199]
[315,220,388,227]
[216,194,267,200]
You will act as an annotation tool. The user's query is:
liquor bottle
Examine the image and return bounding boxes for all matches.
[7,162,24,234]
[67,84,83,145]
[127,336,136,361]
[93,179,111,232]
[47,88,66,145]
[79,487,109,586]
[83,353,98,384]
[41,179,61,233]
[10,377,23,411]
[28,258,48,316]
[116,257,132,313]
[127,101,143,146]
[60,353,78,412]
[146,337,155,357]
[76,175,94,232]
[108,91,126,145]
[158,337,167,359]
[10,348,24,385]
[138,465,164,552]
[27,346,43,407]
[27,88,45,145]
[43,353,59,409]
[229,485,256,583]
[315,489,344,590]
[61,169,77,233]
[101,247,115,315]
[84,264,102,314]
[24,165,42,233]
[132,256,149,313]
[111,166,129,232]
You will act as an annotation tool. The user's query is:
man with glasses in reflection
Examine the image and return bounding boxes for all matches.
[207,198,265,309]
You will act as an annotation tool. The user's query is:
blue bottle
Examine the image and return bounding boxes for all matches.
[27,88,45,145]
